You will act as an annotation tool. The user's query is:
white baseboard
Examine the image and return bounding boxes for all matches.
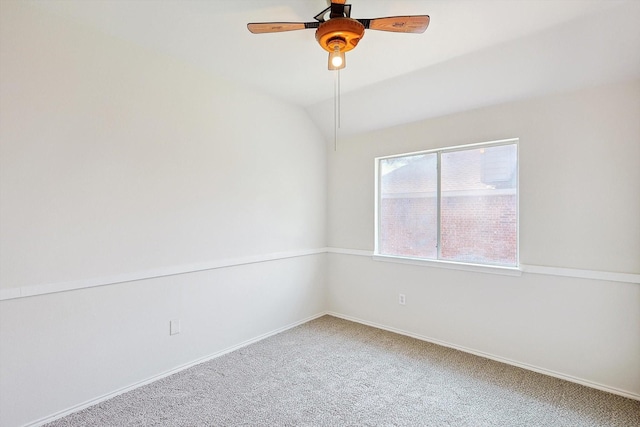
[25,311,329,427]
[326,311,640,402]
[18,310,640,426]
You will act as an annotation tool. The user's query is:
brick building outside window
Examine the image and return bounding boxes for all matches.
[377,141,518,267]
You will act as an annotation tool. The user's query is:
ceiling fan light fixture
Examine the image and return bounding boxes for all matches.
[248,2,430,72]
[315,17,365,54]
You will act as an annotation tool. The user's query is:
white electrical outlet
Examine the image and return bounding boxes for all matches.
[170,319,181,335]
[399,294,406,305]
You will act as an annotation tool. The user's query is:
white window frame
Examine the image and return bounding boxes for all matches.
[374,138,521,276]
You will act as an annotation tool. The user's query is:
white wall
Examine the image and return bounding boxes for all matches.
[0,3,326,426]
[327,80,640,397]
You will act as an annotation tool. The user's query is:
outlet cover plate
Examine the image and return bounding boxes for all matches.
[170,319,181,335]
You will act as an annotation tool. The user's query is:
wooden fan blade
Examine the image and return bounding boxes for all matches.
[366,15,430,33]
[247,22,318,34]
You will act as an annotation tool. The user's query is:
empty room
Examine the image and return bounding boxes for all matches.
[1,0,639,426]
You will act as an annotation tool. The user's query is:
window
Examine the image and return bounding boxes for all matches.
[376,139,518,268]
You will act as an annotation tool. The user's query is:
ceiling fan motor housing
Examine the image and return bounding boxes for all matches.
[316,18,365,53]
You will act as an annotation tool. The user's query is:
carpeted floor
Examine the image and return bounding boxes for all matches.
[47,315,640,426]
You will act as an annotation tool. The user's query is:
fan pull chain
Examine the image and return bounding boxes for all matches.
[338,69,341,129]
[334,69,341,151]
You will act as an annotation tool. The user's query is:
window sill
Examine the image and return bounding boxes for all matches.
[372,254,522,277]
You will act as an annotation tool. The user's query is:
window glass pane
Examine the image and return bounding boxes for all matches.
[440,144,517,266]
[379,153,437,258]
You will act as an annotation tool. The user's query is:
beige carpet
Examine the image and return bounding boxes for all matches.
[47,315,640,426]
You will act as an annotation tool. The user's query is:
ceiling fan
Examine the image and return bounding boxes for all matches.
[247,0,430,70]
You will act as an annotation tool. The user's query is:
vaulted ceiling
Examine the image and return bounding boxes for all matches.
[29,0,640,139]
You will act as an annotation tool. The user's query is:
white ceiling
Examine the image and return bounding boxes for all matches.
[29,0,640,139]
